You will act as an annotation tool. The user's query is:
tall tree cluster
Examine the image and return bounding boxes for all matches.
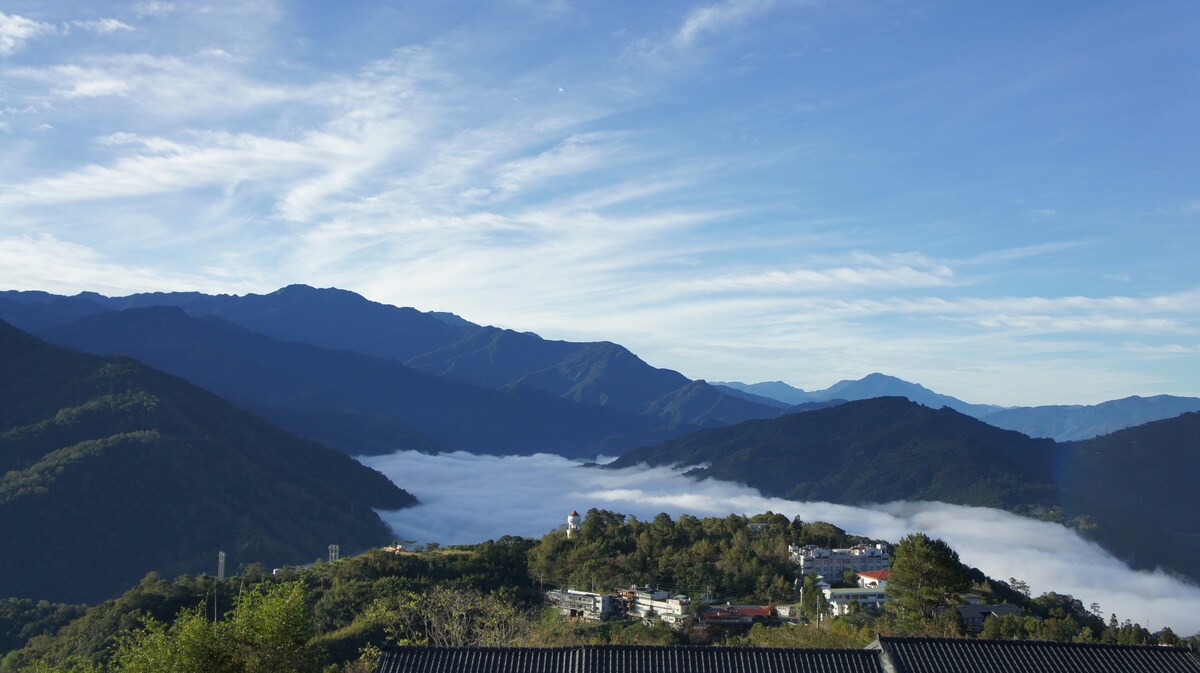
[885,533,970,633]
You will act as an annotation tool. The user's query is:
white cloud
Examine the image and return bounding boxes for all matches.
[683,255,955,292]
[0,11,55,56]
[0,233,231,295]
[364,451,1200,635]
[135,2,178,18]
[0,131,326,206]
[38,64,133,97]
[72,18,135,34]
[6,52,298,114]
[675,0,777,46]
[493,132,629,198]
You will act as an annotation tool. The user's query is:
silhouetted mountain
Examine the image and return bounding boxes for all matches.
[812,373,1002,417]
[0,320,415,603]
[979,395,1200,441]
[0,292,108,332]
[709,384,794,409]
[610,397,1056,509]
[63,285,782,428]
[86,285,470,364]
[718,374,1001,416]
[720,373,1199,441]
[38,307,679,457]
[713,380,814,405]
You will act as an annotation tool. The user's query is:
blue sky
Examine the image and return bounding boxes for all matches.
[1,0,1197,406]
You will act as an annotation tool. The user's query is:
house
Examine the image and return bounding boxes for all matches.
[545,589,614,621]
[698,604,774,626]
[822,587,887,616]
[955,602,1023,631]
[790,544,890,579]
[856,569,889,588]
[615,586,692,625]
[374,638,1200,673]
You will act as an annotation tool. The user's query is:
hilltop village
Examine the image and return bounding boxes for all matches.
[1,508,1190,673]
[545,518,1020,632]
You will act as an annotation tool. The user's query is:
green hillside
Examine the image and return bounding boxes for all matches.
[0,320,415,604]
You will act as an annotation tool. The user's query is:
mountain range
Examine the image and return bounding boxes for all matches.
[4,284,1200,594]
[6,286,1196,452]
[716,374,1200,441]
[611,397,1200,582]
[1,287,785,457]
[0,319,415,603]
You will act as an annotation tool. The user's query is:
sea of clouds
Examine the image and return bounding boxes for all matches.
[362,450,1200,635]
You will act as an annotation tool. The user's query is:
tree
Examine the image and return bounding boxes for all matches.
[885,533,969,631]
[106,581,317,673]
[369,586,533,647]
[798,573,827,621]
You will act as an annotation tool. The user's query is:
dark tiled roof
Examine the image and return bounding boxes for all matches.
[872,636,1200,673]
[375,646,883,673]
[954,603,1023,620]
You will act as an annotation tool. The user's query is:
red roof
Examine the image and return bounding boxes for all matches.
[858,570,890,580]
[734,607,773,618]
[569,510,579,516]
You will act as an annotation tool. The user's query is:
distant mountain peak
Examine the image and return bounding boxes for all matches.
[271,284,364,300]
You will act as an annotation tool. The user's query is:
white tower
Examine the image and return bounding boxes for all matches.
[567,510,580,539]
[328,544,340,562]
[217,551,226,579]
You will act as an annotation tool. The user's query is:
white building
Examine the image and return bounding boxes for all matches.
[545,589,614,621]
[857,569,890,589]
[823,587,887,616]
[617,586,693,625]
[790,544,890,579]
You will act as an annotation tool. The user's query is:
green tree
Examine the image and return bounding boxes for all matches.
[368,585,533,648]
[798,573,827,621]
[885,533,969,632]
[106,582,317,673]
[108,608,233,673]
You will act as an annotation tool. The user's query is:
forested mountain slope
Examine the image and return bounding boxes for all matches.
[1060,412,1200,579]
[0,320,415,603]
[611,397,1057,509]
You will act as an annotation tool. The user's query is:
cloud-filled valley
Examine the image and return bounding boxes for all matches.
[364,450,1200,635]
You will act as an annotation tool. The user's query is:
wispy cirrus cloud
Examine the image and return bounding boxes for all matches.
[134,2,178,18]
[681,254,955,293]
[0,131,326,206]
[0,233,231,295]
[0,11,55,56]
[71,18,135,34]
[17,64,134,98]
[674,0,779,46]
[6,51,298,114]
